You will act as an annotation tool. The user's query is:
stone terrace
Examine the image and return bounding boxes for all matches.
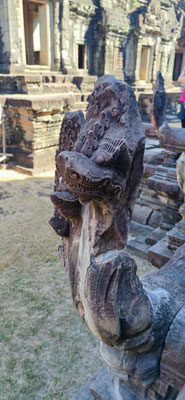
[0,73,97,173]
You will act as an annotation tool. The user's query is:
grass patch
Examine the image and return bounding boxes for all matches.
[0,171,154,399]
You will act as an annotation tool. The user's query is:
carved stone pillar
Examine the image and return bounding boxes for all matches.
[53,1,61,71]
[60,0,73,72]
[0,0,25,73]
[135,37,143,83]
[104,35,113,74]
[167,46,176,84]
[124,32,137,85]
[152,36,161,83]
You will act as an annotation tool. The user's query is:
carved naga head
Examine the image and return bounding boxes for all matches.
[52,75,145,254]
[57,75,145,203]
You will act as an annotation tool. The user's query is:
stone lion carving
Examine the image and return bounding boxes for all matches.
[50,75,185,399]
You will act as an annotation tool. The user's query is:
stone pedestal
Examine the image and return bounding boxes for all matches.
[0,90,80,173]
[0,73,97,173]
[167,212,185,252]
[129,144,182,259]
[148,154,185,268]
[72,367,179,400]
[147,150,182,231]
[128,136,172,258]
[149,202,185,269]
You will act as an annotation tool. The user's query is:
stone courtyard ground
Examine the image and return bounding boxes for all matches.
[0,169,154,400]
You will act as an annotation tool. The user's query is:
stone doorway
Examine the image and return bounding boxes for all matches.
[173,52,183,81]
[23,0,51,67]
[78,44,87,69]
[140,46,152,82]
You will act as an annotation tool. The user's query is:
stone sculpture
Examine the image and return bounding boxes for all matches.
[148,72,185,267]
[50,75,185,399]
[167,152,185,251]
[151,71,185,152]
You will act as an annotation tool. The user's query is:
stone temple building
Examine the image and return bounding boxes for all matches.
[0,0,185,172]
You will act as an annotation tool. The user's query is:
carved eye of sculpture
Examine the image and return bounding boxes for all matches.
[68,171,80,181]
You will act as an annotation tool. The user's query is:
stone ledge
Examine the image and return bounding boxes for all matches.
[147,175,179,194]
[1,93,82,110]
[148,237,173,268]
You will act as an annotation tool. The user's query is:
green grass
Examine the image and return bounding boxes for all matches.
[0,172,153,399]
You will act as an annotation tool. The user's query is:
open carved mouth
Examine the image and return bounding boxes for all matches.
[67,181,123,204]
[57,150,124,203]
[67,182,105,204]
[67,182,100,194]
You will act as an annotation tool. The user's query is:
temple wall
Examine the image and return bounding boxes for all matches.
[0,0,185,81]
[0,1,11,73]
[1,0,185,173]
[0,0,25,73]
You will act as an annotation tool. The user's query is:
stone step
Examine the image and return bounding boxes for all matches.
[127,236,150,259]
[1,92,83,110]
[147,174,179,194]
[72,370,101,400]
[73,75,97,83]
[41,74,75,83]
[0,73,97,95]
[167,226,185,251]
[166,114,181,124]
[81,92,91,101]
[145,227,166,246]
[1,162,34,175]
[42,83,80,94]
[148,237,173,268]
[71,101,88,112]
[127,221,153,258]
[132,204,153,225]
[130,220,153,235]
[72,76,97,92]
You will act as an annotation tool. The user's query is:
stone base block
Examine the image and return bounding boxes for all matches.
[72,367,179,400]
[72,373,98,399]
[127,221,153,258]
[127,236,150,258]
[130,221,153,235]
[73,368,128,400]
[132,204,152,225]
[145,227,167,246]
[33,146,57,172]
[1,92,88,173]
[6,145,57,173]
[167,226,185,251]
[147,174,179,195]
[148,237,173,268]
